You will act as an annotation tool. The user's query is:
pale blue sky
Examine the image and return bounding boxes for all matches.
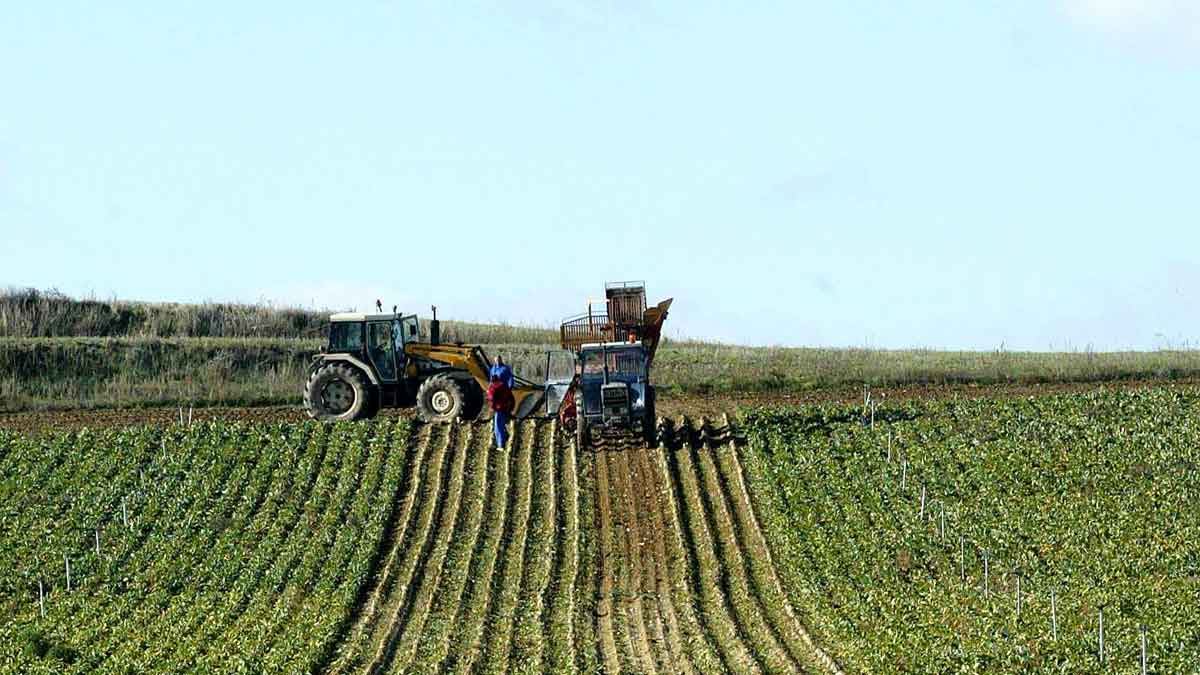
[2,1,1198,349]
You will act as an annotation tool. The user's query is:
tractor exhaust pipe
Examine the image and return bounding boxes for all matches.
[430,305,440,345]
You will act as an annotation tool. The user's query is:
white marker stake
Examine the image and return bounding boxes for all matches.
[919,485,926,519]
[1141,624,1147,675]
[178,406,183,424]
[1098,607,1105,664]
[901,461,907,490]
[959,536,965,583]
[38,579,45,617]
[887,431,893,463]
[984,551,990,598]
[1015,573,1021,618]
[1051,589,1058,640]
[939,506,946,542]
[64,555,71,592]
[122,498,129,528]
[95,529,100,556]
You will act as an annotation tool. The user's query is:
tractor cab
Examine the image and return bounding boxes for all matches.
[578,342,651,430]
[326,312,420,381]
[317,312,422,410]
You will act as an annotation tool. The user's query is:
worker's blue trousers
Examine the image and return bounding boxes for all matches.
[494,410,510,449]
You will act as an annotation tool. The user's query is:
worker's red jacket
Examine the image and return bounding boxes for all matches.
[487,380,515,414]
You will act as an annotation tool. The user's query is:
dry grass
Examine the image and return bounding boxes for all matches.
[4,289,1199,413]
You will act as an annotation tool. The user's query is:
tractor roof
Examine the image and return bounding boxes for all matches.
[329,312,414,322]
[581,341,647,351]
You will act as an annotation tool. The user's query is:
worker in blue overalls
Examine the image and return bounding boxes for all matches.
[487,355,516,449]
[487,376,515,450]
[489,355,514,389]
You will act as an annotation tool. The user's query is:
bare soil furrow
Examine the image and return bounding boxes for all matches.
[628,441,697,675]
[510,422,558,672]
[376,423,475,673]
[607,444,661,675]
[406,423,491,672]
[442,423,514,675]
[689,419,799,674]
[476,420,535,675]
[359,424,455,674]
[543,423,579,673]
[572,431,602,675]
[664,418,762,674]
[592,444,622,674]
[645,432,728,675]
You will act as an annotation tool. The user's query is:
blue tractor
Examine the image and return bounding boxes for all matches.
[558,281,672,447]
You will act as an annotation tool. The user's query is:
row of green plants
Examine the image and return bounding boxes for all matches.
[739,387,1200,673]
[0,417,412,673]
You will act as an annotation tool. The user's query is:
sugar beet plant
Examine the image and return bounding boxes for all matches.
[740,387,1200,674]
[0,417,412,674]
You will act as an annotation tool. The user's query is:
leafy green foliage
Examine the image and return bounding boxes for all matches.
[0,418,412,674]
[740,387,1200,673]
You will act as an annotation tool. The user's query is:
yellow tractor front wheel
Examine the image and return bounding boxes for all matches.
[416,375,469,423]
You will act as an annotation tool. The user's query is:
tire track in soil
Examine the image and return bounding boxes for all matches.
[628,439,697,675]
[605,439,660,675]
[644,429,727,674]
[592,439,622,674]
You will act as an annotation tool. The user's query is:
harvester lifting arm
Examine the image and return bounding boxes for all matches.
[404,342,547,418]
[640,298,673,368]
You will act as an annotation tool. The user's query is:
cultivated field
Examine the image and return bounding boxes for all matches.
[742,387,1200,673]
[4,386,1199,673]
[1,415,840,674]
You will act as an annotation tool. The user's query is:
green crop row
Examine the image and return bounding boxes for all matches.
[0,418,412,674]
[740,387,1200,673]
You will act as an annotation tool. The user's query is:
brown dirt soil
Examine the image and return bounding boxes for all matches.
[4,378,1188,435]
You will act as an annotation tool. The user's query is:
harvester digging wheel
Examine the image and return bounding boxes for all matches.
[644,389,657,447]
[304,363,375,421]
[576,417,588,451]
[416,374,467,423]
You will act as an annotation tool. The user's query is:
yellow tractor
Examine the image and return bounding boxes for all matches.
[303,310,549,423]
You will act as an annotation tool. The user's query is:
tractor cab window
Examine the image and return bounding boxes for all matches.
[401,316,419,343]
[368,321,398,381]
[329,322,364,352]
[580,348,646,381]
